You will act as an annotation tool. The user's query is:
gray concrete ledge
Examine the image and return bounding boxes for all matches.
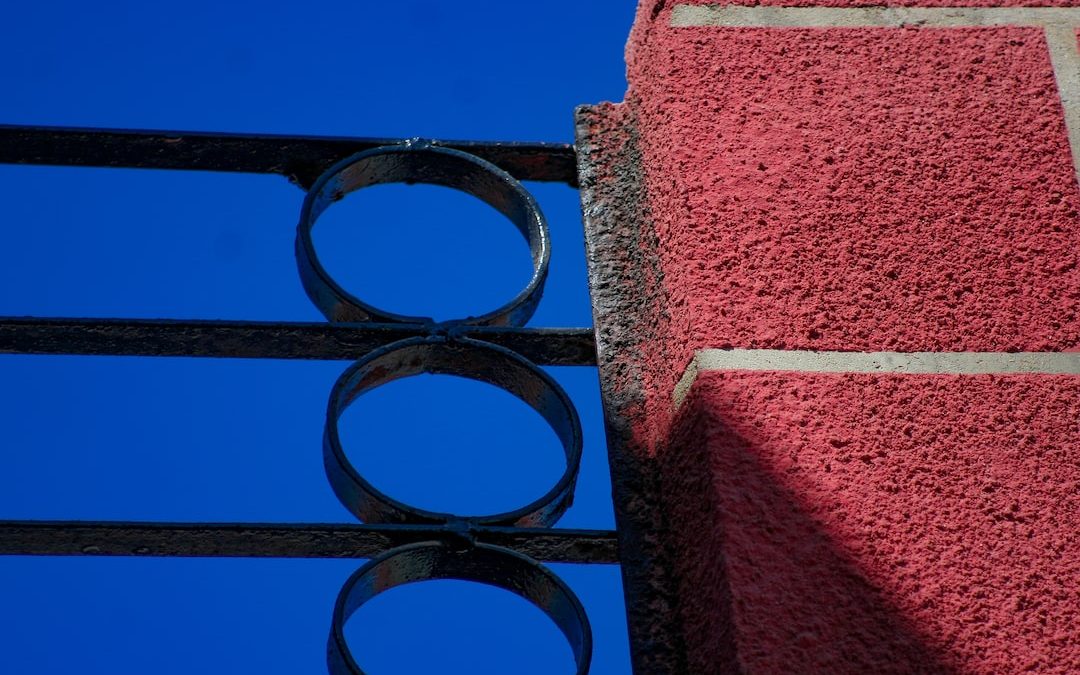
[674,349,1080,407]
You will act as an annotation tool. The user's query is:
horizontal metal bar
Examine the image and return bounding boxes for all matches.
[0,521,619,564]
[0,124,578,187]
[0,317,597,366]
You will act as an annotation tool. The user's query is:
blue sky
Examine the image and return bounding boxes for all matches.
[0,2,636,672]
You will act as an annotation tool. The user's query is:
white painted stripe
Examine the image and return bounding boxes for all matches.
[1045,24,1080,186]
[673,349,1080,407]
[664,4,1080,409]
[693,349,1080,374]
[671,5,1080,28]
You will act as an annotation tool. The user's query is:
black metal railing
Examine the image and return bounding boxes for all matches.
[0,125,612,674]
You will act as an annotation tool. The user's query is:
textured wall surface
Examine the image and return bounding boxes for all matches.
[678,1,1080,7]
[665,373,1080,672]
[579,1,1080,672]
[630,19,1080,354]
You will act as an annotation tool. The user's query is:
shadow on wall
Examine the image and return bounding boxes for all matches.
[658,393,955,674]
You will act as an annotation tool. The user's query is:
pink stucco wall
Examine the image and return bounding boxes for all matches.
[579,1,1080,671]
[628,17,1080,355]
[677,1,1080,7]
[665,373,1080,672]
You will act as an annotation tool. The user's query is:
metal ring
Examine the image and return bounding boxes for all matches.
[327,542,592,675]
[296,142,550,326]
[324,336,582,527]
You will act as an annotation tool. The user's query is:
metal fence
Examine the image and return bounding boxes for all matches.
[0,125,616,674]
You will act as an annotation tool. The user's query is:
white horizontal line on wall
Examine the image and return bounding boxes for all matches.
[674,349,1080,408]
[671,5,1080,28]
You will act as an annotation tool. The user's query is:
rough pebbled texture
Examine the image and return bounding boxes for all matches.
[663,372,1080,673]
[674,0,1080,7]
[628,22,1080,353]
[576,103,690,673]
[578,5,1080,673]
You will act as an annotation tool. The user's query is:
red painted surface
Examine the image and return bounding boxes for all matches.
[675,0,1080,7]
[665,372,1080,673]
[579,3,1080,672]
[628,21,1080,355]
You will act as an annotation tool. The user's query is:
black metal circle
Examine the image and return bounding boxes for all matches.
[324,336,582,527]
[296,142,550,326]
[327,542,592,675]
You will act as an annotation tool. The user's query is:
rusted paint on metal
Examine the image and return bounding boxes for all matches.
[296,143,551,326]
[0,318,597,366]
[0,124,579,187]
[0,520,619,564]
[323,336,583,527]
[0,124,606,674]
[328,542,593,674]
